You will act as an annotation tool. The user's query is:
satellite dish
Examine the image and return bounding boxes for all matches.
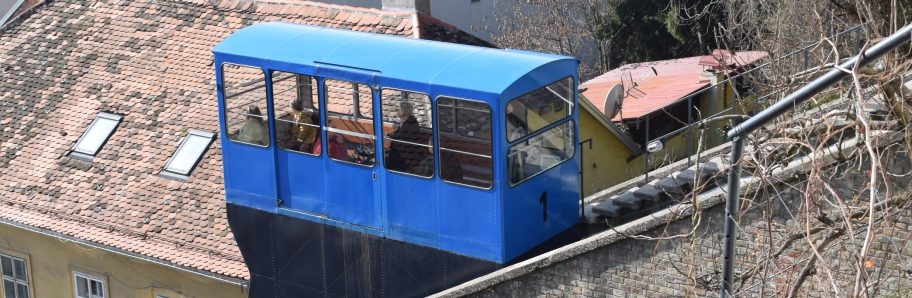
[603,84,624,119]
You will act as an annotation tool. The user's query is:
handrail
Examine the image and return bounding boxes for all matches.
[720,23,912,297]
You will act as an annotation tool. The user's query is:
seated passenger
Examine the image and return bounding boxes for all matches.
[387,102,425,172]
[291,99,319,152]
[331,133,350,161]
[275,110,299,151]
[316,133,349,161]
[418,139,462,180]
[236,105,268,146]
[439,149,464,181]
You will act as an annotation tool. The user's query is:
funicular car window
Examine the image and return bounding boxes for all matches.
[505,77,574,142]
[272,71,321,155]
[436,96,493,188]
[222,64,269,147]
[324,79,375,166]
[508,121,574,186]
[381,89,433,177]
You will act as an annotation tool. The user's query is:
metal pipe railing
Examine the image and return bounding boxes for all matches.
[720,23,912,297]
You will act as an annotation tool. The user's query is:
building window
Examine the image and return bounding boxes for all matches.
[381,89,433,177]
[152,288,182,298]
[70,112,121,159]
[222,63,269,147]
[508,121,574,186]
[160,129,215,179]
[436,97,493,188]
[505,77,574,142]
[324,79,375,166]
[1,254,29,298]
[73,272,104,298]
[272,71,321,155]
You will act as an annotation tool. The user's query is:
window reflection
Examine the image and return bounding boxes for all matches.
[437,97,493,188]
[508,121,574,185]
[506,77,573,142]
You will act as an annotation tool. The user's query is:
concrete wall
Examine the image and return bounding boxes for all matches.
[441,133,912,297]
[0,224,247,298]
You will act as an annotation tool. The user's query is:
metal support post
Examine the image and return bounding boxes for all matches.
[644,117,650,182]
[687,96,693,166]
[720,137,744,297]
[578,138,592,220]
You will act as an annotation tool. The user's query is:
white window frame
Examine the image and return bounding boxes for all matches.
[69,112,122,160]
[160,129,215,179]
[73,272,105,298]
[0,253,29,298]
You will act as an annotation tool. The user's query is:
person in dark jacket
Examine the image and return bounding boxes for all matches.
[386,102,424,172]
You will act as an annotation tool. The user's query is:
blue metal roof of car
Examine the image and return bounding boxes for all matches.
[213,22,577,95]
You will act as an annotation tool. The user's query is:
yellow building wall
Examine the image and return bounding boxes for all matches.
[0,224,247,298]
[578,78,753,198]
[577,110,640,196]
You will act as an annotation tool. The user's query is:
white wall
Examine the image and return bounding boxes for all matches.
[429,0,499,43]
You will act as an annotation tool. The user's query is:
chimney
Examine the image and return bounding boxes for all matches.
[382,0,430,14]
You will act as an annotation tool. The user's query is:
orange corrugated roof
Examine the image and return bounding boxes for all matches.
[582,51,767,121]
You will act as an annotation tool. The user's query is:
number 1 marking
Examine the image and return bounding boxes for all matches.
[539,192,548,222]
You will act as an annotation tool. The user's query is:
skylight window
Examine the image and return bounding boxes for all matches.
[70,112,121,159]
[161,129,214,178]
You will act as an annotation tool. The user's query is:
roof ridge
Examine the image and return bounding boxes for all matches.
[189,0,415,17]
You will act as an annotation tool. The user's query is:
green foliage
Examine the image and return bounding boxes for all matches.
[594,0,721,68]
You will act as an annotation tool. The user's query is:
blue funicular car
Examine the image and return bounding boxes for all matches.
[214,22,581,297]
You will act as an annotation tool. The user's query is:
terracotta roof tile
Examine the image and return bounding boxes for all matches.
[0,0,491,282]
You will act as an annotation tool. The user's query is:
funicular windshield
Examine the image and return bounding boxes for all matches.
[324,79,376,165]
[506,77,575,186]
[222,64,269,147]
[437,97,494,188]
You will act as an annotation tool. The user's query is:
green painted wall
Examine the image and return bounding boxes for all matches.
[0,224,247,298]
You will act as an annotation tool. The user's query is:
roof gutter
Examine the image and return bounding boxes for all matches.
[0,217,249,289]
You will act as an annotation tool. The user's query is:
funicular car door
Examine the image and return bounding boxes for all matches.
[321,77,383,230]
[378,88,437,242]
[269,70,327,216]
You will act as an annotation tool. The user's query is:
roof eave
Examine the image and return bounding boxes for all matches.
[0,217,249,286]
[579,95,641,154]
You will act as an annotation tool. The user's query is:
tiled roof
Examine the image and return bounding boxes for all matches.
[0,0,491,281]
[582,51,767,121]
